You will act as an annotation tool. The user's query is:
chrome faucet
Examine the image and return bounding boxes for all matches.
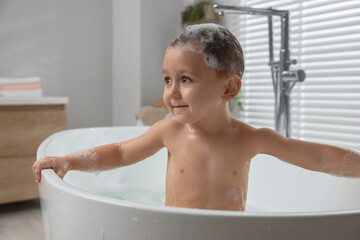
[213,4,306,137]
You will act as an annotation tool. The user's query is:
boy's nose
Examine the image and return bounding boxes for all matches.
[169,84,181,98]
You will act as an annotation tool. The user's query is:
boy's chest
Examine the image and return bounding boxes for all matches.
[165,132,253,183]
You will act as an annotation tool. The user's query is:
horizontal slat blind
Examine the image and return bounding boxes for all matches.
[227,0,360,150]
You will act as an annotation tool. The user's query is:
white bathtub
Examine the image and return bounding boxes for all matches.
[37,127,360,240]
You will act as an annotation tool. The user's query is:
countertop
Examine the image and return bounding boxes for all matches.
[0,97,69,106]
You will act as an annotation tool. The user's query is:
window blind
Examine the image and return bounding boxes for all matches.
[226,0,360,150]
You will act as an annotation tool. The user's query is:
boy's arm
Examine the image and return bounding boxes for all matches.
[33,120,166,183]
[70,120,165,170]
[256,128,360,177]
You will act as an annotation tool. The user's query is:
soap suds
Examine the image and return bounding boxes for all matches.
[341,150,360,177]
[323,149,360,177]
[171,23,242,75]
[50,157,57,168]
[226,186,241,202]
[175,24,225,71]
[226,186,246,211]
[169,156,177,206]
[175,40,213,67]
[170,23,245,79]
[67,147,99,170]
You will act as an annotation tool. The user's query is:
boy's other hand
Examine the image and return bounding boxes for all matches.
[32,156,72,183]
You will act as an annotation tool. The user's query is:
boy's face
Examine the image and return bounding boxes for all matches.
[162,46,227,124]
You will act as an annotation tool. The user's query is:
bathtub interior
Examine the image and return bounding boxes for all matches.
[43,127,167,206]
[42,127,360,213]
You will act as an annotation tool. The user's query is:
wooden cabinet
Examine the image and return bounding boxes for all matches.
[0,97,68,204]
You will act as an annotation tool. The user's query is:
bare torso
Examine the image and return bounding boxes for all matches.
[163,119,258,211]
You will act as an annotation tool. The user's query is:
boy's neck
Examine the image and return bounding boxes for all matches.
[185,106,233,134]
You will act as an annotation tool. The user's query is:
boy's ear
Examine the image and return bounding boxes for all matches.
[223,74,241,101]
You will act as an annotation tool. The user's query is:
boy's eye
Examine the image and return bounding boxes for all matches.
[164,77,172,84]
[182,77,192,83]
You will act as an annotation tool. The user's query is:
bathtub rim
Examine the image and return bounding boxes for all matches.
[37,126,360,219]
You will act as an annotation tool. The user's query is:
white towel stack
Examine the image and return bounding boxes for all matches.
[0,77,42,97]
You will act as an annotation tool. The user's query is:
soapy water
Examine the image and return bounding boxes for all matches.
[91,186,166,206]
[90,186,265,212]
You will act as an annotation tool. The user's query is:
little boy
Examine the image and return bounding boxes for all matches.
[33,23,360,212]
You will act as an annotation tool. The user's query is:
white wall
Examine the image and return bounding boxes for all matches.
[112,0,183,126]
[1,1,232,128]
[0,0,184,128]
[0,0,113,129]
[112,0,141,126]
[140,0,183,107]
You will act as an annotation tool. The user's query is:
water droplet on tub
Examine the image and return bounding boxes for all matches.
[148,233,153,239]
[132,217,140,224]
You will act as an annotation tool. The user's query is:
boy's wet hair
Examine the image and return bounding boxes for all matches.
[170,23,244,78]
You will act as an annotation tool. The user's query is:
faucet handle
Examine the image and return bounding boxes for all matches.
[287,59,298,65]
[282,69,306,96]
[282,69,306,83]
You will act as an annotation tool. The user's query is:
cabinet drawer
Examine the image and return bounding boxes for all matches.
[0,155,39,204]
[0,105,67,158]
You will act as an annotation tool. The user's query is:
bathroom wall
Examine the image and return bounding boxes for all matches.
[0,0,183,128]
[0,0,113,129]
[112,0,141,126]
[0,1,233,128]
[140,0,183,108]
[112,0,183,126]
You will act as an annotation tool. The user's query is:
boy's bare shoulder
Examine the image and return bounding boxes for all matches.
[231,118,257,136]
[232,119,280,138]
[252,125,285,142]
[232,120,287,155]
[152,118,181,128]
[150,118,183,135]
[231,119,276,148]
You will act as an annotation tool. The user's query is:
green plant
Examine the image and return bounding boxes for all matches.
[235,95,243,112]
[182,1,218,26]
[228,94,243,118]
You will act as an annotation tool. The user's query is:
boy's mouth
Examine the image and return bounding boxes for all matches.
[172,105,189,108]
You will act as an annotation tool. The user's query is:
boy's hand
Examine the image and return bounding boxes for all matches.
[32,156,72,183]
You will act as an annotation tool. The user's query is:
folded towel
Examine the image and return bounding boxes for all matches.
[0,77,40,85]
[0,82,41,91]
[0,77,42,98]
[136,105,169,125]
[151,98,166,107]
[0,89,42,97]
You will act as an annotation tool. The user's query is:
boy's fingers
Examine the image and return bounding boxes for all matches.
[33,158,55,183]
[33,164,42,183]
[36,174,41,183]
[33,162,41,182]
[33,157,69,183]
[32,162,37,172]
[57,169,66,179]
